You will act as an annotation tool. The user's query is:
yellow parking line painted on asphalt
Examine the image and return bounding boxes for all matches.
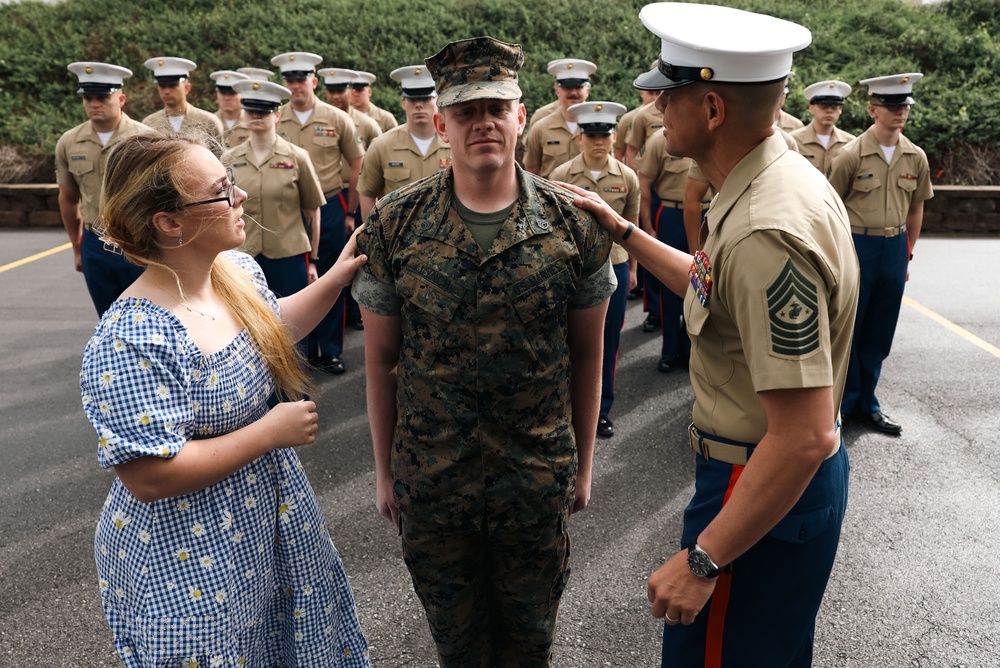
[903,295,1000,360]
[0,243,72,275]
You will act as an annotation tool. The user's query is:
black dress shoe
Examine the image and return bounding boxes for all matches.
[642,314,661,332]
[854,410,902,435]
[354,319,365,331]
[627,287,642,301]
[314,355,346,374]
[597,416,614,438]
[657,358,675,373]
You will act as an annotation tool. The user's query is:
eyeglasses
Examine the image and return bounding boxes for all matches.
[350,83,369,91]
[182,168,236,208]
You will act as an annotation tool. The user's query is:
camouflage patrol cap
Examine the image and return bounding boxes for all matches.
[424,36,523,108]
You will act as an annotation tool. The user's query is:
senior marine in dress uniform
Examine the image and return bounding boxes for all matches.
[550,101,638,439]
[635,130,697,373]
[354,36,613,667]
[56,62,148,316]
[222,80,325,303]
[351,71,399,133]
[358,66,451,220]
[827,73,933,436]
[791,80,855,173]
[271,51,364,374]
[568,4,859,665]
[142,57,224,145]
[210,69,250,148]
[523,58,597,178]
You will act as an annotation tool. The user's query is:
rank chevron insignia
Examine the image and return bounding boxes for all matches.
[766,259,819,356]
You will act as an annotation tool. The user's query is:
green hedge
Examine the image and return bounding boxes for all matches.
[1,0,998,183]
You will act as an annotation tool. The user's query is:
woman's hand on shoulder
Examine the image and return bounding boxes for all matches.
[328,225,369,289]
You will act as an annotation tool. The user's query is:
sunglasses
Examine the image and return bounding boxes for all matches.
[182,168,236,208]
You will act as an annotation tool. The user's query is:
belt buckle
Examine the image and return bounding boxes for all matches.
[688,423,710,460]
[884,226,899,238]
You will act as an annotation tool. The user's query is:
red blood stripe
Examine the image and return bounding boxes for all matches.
[705,464,744,668]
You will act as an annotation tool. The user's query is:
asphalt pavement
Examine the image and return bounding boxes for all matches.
[0,229,997,667]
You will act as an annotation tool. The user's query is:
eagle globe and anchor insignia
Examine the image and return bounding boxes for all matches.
[766,259,820,356]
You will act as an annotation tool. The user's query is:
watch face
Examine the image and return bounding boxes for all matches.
[687,545,719,578]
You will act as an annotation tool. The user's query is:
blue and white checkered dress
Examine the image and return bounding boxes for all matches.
[80,251,370,668]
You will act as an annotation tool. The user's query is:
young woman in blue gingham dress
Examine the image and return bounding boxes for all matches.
[80,133,370,667]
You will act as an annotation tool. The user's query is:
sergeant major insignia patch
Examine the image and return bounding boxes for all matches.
[766,259,819,357]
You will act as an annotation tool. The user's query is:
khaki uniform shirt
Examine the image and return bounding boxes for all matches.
[142,105,225,144]
[340,106,382,187]
[527,99,560,130]
[635,132,692,202]
[222,137,326,258]
[54,113,151,226]
[523,111,580,179]
[216,110,248,149]
[613,105,640,157]
[625,102,663,153]
[827,127,933,231]
[275,97,363,195]
[358,124,452,199]
[777,109,804,133]
[790,124,854,174]
[550,154,640,266]
[365,104,398,134]
[353,166,614,528]
[685,133,859,443]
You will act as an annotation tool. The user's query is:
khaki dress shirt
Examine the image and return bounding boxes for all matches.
[223,137,326,258]
[684,133,859,443]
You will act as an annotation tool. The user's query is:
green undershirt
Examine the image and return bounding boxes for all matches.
[453,197,516,251]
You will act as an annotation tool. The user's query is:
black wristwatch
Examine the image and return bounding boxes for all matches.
[687,540,730,579]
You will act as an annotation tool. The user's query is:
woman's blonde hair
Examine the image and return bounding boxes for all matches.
[99,132,312,400]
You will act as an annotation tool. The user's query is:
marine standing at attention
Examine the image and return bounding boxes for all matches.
[55,62,149,316]
[827,73,933,436]
[141,57,224,145]
[790,80,855,174]
[354,36,613,666]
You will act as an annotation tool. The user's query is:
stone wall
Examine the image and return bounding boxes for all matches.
[2,183,1000,235]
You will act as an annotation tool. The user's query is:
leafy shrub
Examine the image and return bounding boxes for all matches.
[1,0,996,183]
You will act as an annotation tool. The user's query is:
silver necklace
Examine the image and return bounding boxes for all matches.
[179,300,219,320]
[154,284,219,320]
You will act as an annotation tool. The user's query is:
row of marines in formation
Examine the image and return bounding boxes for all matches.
[58,48,929,441]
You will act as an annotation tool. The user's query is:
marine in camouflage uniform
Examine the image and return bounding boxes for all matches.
[353,36,614,667]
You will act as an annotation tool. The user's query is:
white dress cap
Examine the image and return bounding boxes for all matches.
[210,70,250,92]
[270,52,323,78]
[633,3,811,91]
[547,59,597,86]
[390,65,437,98]
[352,71,377,86]
[233,80,291,113]
[859,73,923,105]
[237,67,275,82]
[568,101,627,133]
[144,57,197,84]
[317,68,360,88]
[803,80,852,104]
[68,62,132,94]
